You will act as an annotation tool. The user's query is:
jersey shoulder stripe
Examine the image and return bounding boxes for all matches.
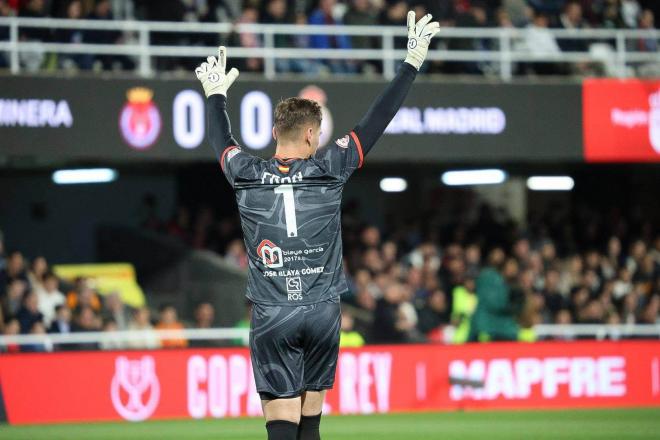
[349,131,364,169]
[220,146,241,172]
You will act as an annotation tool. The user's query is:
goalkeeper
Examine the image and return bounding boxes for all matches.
[195,11,439,440]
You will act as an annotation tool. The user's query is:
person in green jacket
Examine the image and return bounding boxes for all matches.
[469,249,522,342]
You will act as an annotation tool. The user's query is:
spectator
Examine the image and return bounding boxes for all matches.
[16,291,43,333]
[636,9,657,52]
[416,288,449,336]
[621,0,641,28]
[372,283,414,343]
[450,278,478,343]
[102,291,132,330]
[225,239,248,269]
[0,1,12,68]
[36,271,65,327]
[522,10,562,75]
[54,0,92,70]
[234,3,262,73]
[189,301,216,347]
[344,0,379,72]
[66,277,102,313]
[2,317,21,353]
[469,252,521,342]
[49,305,72,334]
[339,308,365,347]
[100,318,124,350]
[27,255,48,294]
[127,307,161,349]
[155,304,188,348]
[0,250,29,295]
[85,0,135,71]
[73,306,101,350]
[21,321,51,352]
[309,0,356,74]
[542,268,565,319]
[2,279,28,318]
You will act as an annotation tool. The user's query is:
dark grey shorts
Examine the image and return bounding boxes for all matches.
[249,298,341,399]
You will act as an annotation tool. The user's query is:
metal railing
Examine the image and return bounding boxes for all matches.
[0,17,659,80]
[0,324,658,351]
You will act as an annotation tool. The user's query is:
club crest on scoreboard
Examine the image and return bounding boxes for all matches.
[119,87,162,150]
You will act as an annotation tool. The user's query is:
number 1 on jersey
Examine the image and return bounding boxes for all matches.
[274,184,298,237]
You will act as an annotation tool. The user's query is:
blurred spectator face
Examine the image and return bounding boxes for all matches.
[565,2,583,24]
[195,302,215,327]
[105,292,123,312]
[267,0,286,19]
[533,12,549,28]
[79,287,96,307]
[513,239,530,261]
[0,1,11,16]
[30,321,46,334]
[608,236,622,258]
[465,244,481,265]
[352,0,369,13]
[384,284,404,304]
[31,256,47,277]
[382,241,398,264]
[496,8,513,27]
[471,5,487,24]
[465,278,476,292]
[503,258,519,280]
[356,289,376,310]
[95,0,111,17]
[631,240,646,261]
[406,267,423,289]
[4,318,19,335]
[23,291,38,312]
[585,251,600,270]
[572,287,589,308]
[555,309,572,324]
[160,306,178,325]
[226,239,246,257]
[341,311,355,331]
[56,306,71,323]
[619,266,632,282]
[639,9,654,28]
[361,226,380,248]
[541,242,556,262]
[582,299,604,322]
[641,295,659,323]
[363,248,384,273]
[641,254,655,274]
[44,273,60,293]
[67,0,82,19]
[7,279,27,300]
[607,312,621,325]
[74,277,89,292]
[319,0,335,15]
[78,307,98,330]
[26,0,45,13]
[569,255,583,273]
[388,1,408,21]
[134,307,151,327]
[519,269,535,290]
[545,269,560,291]
[241,7,258,23]
[488,247,505,268]
[7,251,25,275]
[103,320,118,332]
[428,289,446,313]
[354,269,371,289]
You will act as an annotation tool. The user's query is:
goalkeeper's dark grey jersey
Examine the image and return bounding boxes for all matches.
[207,63,417,306]
[219,133,364,306]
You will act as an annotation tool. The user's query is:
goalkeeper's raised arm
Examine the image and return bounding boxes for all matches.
[351,11,440,157]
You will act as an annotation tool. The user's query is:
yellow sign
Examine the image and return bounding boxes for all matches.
[53,263,146,308]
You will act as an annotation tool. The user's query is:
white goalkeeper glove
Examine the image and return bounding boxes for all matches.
[195,46,240,98]
[404,11,440,71]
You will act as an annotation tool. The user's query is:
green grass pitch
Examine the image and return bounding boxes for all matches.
[1,408,658,440]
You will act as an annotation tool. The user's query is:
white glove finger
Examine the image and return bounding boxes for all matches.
[207,56,217,67]
[423,22,441,42]
[416,14,433,36]
[407,11,416,38]
[199,62,209,73]
[226,67,240,88]
[218,46,227,73]
[194,67,203,78]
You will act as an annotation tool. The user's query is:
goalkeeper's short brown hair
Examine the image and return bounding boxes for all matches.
[274,97,322,140]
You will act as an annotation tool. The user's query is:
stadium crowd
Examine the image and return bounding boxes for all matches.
[0,0,658,74]
[1,196,659,352]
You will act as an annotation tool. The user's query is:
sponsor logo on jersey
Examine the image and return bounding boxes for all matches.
[110,355,160,421]
[119,87,162,150]
[335,135,350,148]
[226,147,241,162]
[286,277,303,300]
[257,239,283,268]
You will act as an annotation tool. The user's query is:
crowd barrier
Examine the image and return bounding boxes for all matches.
[1,340,658,424]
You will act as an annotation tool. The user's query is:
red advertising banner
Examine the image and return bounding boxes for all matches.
[1,341,659,425]
[583,78,660,162]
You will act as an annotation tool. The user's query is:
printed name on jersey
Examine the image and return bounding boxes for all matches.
[260,171,303,185]
[335,135,350,148]
[264,266,325,278]
[257,239,283,269]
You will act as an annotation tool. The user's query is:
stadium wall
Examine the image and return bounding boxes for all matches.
[1,341,658,425]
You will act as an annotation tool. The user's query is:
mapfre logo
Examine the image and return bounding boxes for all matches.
[111,356,160,421]
[257,239,283,269]
[119,87,162,150]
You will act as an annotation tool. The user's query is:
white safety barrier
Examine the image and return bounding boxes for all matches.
[0,17,658,80]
